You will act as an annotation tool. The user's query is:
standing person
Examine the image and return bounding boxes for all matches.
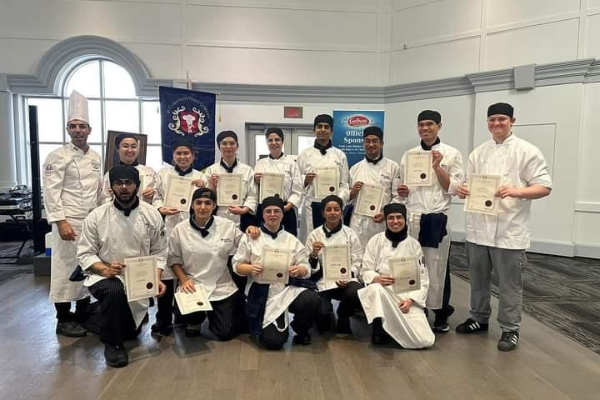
[233,196,319,350]
[253,127,303,236]
[397,110,464,333]
[43,90,102,337]
[306,195,363,335]
[357,204,435,349]
[348,126,401,248]
[454,103,552,352]
[151,139,205,336]
[297,114,350,240]
[99,133,161,205]
[77,165,167,368]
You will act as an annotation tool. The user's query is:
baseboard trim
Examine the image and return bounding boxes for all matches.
[574,243,600,259]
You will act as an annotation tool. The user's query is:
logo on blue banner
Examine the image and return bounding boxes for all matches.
[159,87,216,171]
[332,110,385,168]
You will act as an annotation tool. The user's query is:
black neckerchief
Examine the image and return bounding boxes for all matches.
[420,137,440,151]
[269,152,284,160]
[220,158,238,173]
[322,221,343,238]
[120,160,139,167]
[175,165,193,176]
[189,215,214,238]
[113,196,140,217]
[365,154,383,165]
[314,140,332,155]
[385,227,408,248]
[260,224,282,239]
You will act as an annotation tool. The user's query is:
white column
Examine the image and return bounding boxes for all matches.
[0,75,18,190]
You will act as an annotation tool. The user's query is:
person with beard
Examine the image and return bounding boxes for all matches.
[397,110,464,333]
[99,133,161,205]
[297,114,350,241]
[253,127,303,236]
[77,165,167,368]
[357,203,435,349]
[305,195,363,335]
[347,126,401,248]
[43,90,103,337]
[151,139,205,336]
[233,196,319,350]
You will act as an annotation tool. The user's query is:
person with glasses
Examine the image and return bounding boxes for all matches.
[42,90,103,338]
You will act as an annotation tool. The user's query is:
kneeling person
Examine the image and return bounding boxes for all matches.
[358,204,434,349]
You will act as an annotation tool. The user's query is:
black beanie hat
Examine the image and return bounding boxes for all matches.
[265,127,284,141]
[109,165,140,188]
[487,102,514,118]
[417,110,441,124]
[216,130,238,144]
[314,114,334,129]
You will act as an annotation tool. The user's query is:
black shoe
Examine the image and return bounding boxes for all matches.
[56,321,87,338]
[185,324,202,337]
[293,333,311,345]
[498,331,519,352]
[432,315,450,333]
[335,318,352,335]
[316,313,334,334]
[371,333,390,345]
[151,322,173,336]
[104,343,128,368]
[456,318,489,334]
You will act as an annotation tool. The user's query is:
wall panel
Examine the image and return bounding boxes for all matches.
[487,0,579,28]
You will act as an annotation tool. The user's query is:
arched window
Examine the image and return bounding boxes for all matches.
[26,59,163,177]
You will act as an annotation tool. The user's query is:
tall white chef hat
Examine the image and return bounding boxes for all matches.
[67,90,90,125]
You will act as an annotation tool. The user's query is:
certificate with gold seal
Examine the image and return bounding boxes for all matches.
[314,168,339,198]
[323,245,352,281]
[259,172,285,203]
[164,175,195,211]
[217,173,243,207]
[388,256,421,294]
[123,255,158,302]
[259,247,291,284]
[405,151,432,186]
[355,183,384,217]
[465,174,501,215]
[174,284,213,314]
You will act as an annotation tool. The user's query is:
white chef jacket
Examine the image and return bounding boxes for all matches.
[77,200,167,327]
[232,229,311,328]
[167,216,241,301]
[254,154,303,209]
[348,157,401,247]
[305,224,363,292]
[99,164,162,206]
[462,134,552,250]
[205,160,257,226]
[297,146,350,204]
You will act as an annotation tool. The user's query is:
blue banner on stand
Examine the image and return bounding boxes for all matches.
[332,110,385,168]
[159,87,216,171]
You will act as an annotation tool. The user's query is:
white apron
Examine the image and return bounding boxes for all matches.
[49,217,88,302]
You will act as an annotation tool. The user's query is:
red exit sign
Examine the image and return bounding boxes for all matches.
[284,106,303,119]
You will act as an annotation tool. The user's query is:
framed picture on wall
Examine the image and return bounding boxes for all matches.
[105,131,148,171]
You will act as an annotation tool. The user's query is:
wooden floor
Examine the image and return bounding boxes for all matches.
[1,274,599,400]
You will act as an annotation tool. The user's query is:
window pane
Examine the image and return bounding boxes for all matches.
[65,61,101,98]
[27,98,64,142]
[297,135,314,156]
[255,134,270,163]
[64,99,102,143]
[104,61,136,99]
[142,101,161,144]
[105,101,139,134]
[39,143,65,177]
[145,145,164,172]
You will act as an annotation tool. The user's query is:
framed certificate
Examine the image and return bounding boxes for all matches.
[388,256,420,294]
[174,284,213,314]
[259,172,285,203]
[217,174,243,207]
[258,247,291,284]
[323,245,352,281]
[123,255,158,302]
[164,175,195,211]
[405,151,433,186]
[465,174,501,215]
[355,184,384,217]
[314,168,339,198]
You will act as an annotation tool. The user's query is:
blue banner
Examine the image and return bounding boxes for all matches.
[159,87,216,171]
[332,110,385,168]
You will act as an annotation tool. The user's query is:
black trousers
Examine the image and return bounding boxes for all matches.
[317,281,363,321]
[155,279,175,326]
[228,255,247,293]
[175,291,244,341]
[88,278,138,346]
[259,289,320,350]
[55,298,90,323]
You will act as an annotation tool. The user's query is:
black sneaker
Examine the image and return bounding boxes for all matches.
[455,318,489,334]
[335,318,352,335]
[185,324,202,337]
[498,331,519,352]
[56,321,87,338]
[151,322,173,337]
[104,343,128,368]
[371,333,390,345]
[293,333,311,345]
[432,321,450,333]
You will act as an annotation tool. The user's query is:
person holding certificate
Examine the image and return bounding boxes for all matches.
[453,103,552,352]
[347,126,401,248]
[99,133,162,206]
[297,114,350,241]
[151,139,205,336]
[233,196,319,350]
[305,195,363,335]
[168,188,250,340]
[253,127,303,236]
[77,165,167,368]
[396,110,464,333]
[357,203,434,349]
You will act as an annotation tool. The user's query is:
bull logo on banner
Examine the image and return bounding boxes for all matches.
[168,106,210,137]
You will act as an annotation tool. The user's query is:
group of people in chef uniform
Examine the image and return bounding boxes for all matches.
[43,90,552,368]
